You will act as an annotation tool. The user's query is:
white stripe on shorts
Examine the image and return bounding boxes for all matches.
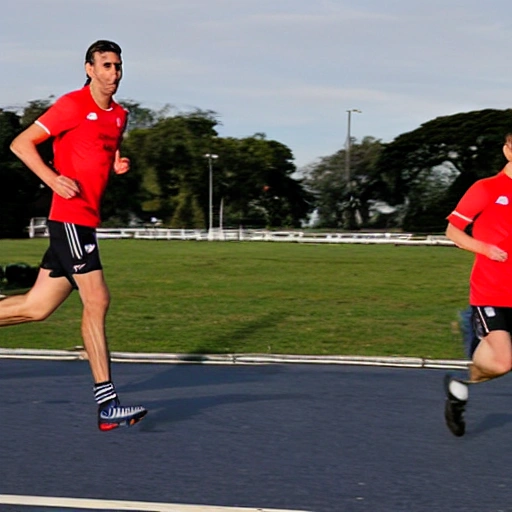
[64,223,83,260]
[474,306,490,337]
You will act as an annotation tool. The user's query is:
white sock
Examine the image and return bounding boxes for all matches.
[94,381,117,405]
[449,380,469,401]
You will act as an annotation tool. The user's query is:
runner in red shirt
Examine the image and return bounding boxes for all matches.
[37,82,127,228]
[444,134,512,437]
[1,40,147,431]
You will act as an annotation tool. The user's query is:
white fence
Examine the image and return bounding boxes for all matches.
[26,218,455,246]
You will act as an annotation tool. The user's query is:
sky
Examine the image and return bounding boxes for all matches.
[2,0,512,170]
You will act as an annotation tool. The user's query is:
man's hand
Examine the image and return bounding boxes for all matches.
[51,175,80,199]
[113,150,130,175]
[484,244,508,262]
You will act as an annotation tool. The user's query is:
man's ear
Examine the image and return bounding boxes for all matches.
[85,62,93,80]
[503,144,512,162]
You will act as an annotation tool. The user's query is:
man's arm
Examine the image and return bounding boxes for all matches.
[10,124,80,199]
[446,223,508,262]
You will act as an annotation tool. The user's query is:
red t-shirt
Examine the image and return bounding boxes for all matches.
[447,171,512,306]
[36,85,127,227]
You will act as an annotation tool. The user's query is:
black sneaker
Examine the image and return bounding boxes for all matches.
[98,398,147,431]
[444,374,467,437]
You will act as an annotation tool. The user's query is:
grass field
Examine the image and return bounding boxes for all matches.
[0,238,473,359]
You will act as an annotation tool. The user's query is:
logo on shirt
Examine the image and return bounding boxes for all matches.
[496,196,509,205]
[116,117,122,128]
[85,244,96,254]
[86,112,98,121]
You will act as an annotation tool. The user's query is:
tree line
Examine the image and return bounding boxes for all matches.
[303,108,512,232]
[1,98,512,238]
[0,99,313,238]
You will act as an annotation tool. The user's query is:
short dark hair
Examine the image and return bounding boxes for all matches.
[84,40,122,85]
[85,40,122,64]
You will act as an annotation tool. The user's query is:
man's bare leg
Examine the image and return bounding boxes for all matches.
[73,270,111,383]
[0,268,72,325]
[73,270,147,430]
[467,331,512,383]
[445,330,512,436]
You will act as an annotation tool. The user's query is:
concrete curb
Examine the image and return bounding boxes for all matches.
[0,348,469,370]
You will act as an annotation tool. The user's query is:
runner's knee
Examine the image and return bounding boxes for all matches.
[80,287,110,311]
[491,359,512,376]
[474,356,512,377]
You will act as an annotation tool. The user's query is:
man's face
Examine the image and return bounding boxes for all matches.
[85,51,123,95]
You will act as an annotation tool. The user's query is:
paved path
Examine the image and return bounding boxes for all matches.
[1,359,512,512]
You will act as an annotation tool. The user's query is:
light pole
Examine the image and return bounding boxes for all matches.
[345,109,362,192]
[204,153,218,234]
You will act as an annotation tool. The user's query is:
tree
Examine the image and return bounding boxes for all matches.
[375,109,512,232]
[0,99,314,234]
[303,136,384,229]
[124,110,219,224]
[0,108,49,237]
[170,186,205,228]
[213,134,314,228]
[120,110,313,229]
[119,100,172,131]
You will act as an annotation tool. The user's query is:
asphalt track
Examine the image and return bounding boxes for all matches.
[2,359,512,512]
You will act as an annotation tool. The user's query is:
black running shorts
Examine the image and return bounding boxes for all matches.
[472,306,512,340]
[40,220,102,288]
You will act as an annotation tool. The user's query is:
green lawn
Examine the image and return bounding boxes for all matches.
[0,238,473,359]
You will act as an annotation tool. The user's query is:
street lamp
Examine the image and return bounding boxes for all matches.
[345,109,362,192]
[204,153,218,234]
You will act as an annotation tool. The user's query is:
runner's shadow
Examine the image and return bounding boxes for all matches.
[193,310,288,353]
[137,392,306,433]
[470,413,512,435]
[118,364,284,394]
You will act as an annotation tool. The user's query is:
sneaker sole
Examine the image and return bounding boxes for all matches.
[98,410,147,432]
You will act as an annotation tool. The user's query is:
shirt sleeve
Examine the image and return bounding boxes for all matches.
[35,94,81,136]
[446,180,490,230]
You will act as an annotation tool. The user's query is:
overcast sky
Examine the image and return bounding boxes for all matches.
[2,0,511,169]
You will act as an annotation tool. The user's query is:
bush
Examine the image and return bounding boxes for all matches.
[3,263,38,288]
